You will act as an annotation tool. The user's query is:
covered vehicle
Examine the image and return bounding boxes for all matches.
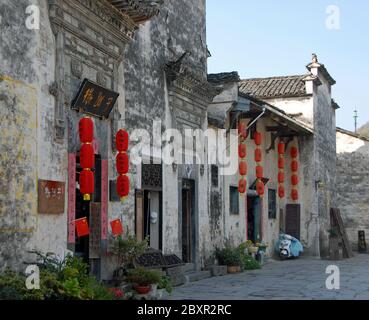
[275,233,304,260]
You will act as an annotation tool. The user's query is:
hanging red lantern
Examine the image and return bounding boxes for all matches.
[278,157,285,169]
[80,143,95,169]
[238,144,247,159]
[254,132,262,146]
[256,180,265,196]
[278,172,285,184]
[278,186,285,198]
[79,169,94,201]
[116,152,129,175]
[116,130,129,152]
[239,161,247,176]
[238,122,248,139]
[238,179,247,194]
[290,147,298,158]
[291,174,299,186]
[256,166,263,179]
[117,174,130,199]
[255,148,262,163]
[278,142,285,155]
[291,189,299,201]
[291,160,299,172]
[79,117,94,143]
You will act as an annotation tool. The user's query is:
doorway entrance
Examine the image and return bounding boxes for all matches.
[285,204,301,240]
[182,179,195,263]
[247,195,261,242]
[143,190,163,250]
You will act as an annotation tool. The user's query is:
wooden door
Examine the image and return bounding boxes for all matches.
[285,204,301,239]
[182,188,192,263]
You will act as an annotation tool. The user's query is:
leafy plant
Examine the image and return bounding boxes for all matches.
[125,268,161,287]
[241,254,261,270]
[215,246,242,267]
[158,275,172,294]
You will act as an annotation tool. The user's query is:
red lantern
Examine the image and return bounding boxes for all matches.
[80,144,95,169]
[117,174,130,199]
[238,144,247,159]
[291,189,299,201]
[239,161,247,176]
[254,132,262,146]
[278,186,285,198]
[255,148,262,162]
[278,142,285,155]
[116,130,129,152]
[291,160,299,172]
[79,169,94,201]
[278,172,285,183]
[278,157,285,169]
[238,179,247,194]
[116,152,129,175]
[256,166,263,179]
[290,147,298,158]
[75,217,90,237]
[291,174,299,186]
[79,117,94,143]
[238,122,248,139]
[256,180,265,196]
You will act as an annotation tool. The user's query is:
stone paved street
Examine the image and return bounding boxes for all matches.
[170,254,369,300]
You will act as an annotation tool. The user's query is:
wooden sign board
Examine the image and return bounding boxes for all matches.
[89,202,101,259]
[71,78,119,120]
[38,180,65,214]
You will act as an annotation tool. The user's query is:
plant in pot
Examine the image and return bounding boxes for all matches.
[215,246,242,273]
[125,268,161,295]
[157,275,172,299]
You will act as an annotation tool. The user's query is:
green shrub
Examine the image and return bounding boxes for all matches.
[215,246,242,267]
[241,254,261,270]
[125,268,161,286]
[158,275,172,294]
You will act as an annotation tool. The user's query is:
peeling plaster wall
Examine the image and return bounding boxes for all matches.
[336,133,369,250]
[0,0,68,270]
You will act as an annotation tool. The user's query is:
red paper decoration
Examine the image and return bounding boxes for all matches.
[278,142,285,155]
[238,144,247,159]
[239,161,247,176]
[75,217,89,237]
[238,179,247,194]
[256,166,263,179]
[254,132,262,146]
[116,152,129,175]
[290,147,298,158]
[291,174,299,186]
[278,186,285,198]
[278,172,285,184]
[117,174,130,198]
[291,189,299,201]
[255,148,262,163]
[110,219,123,236]
[291,160,299,172]
[79,117,94,143]
[80,144,95,169]
[79,117,95,201]
[256,180,265,196]
[116,130,129,152]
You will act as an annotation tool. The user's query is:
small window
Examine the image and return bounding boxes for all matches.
[211,165,219,187]
[268,189,277,219]
[230,186,239,215]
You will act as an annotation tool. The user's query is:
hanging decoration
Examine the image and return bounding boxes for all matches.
[110,219,123,237]
[75,217,90,237]
[238,120,248,194]
[238,179,247,194]
[277,141,285,199]
[116,130,130,201]
[290,145,299,201]
[254,131,264,197]
[79,117,94,201]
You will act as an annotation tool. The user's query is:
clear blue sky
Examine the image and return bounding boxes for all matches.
[206,0,369,131]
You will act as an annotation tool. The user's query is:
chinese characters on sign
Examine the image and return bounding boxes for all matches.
[38,180,65,214]
[71,79,119,119]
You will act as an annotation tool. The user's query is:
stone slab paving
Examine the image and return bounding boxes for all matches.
[170,254,369,300]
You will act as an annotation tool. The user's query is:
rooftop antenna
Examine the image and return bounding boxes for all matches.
[354,109,358,133]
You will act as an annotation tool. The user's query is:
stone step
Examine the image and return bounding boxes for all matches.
[182,263,195,273]
[184,270,212,283]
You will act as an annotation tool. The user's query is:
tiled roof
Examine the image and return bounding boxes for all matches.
[207,72,240,85]
[239,75,309,99]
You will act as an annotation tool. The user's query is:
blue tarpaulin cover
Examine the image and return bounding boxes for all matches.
[275,233,304,257]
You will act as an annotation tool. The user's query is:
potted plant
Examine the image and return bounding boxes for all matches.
[215,246,242,273]
[125,268,161,295]
[157,275,172,299]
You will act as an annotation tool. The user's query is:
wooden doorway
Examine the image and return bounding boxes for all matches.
[247,196,262,242]
[285,204,301,239]
[182,179,195,263]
